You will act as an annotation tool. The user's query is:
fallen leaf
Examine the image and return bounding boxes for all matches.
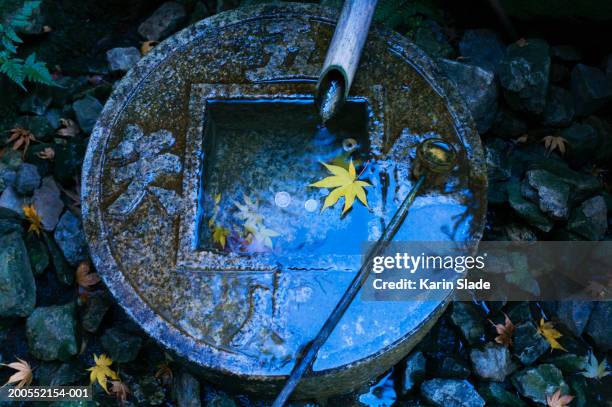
[56,119,80,138]
[23,204,43,236]
[140,40,159,55]
[516,134,529,144]
[211,224,229,249]
[76,262,100,289]
[245,223,280,250]
[542,135,568,156]
[234,195,263,227]
[109,380,130,406]
[546,389,574,407]
[42,25,53,33]
[87,354,118,393]
[581,351,610,379]
[36,147,55,160]
[155,363,173,387]
[490,313,515,347]
[516,38,529,47]
[6,127,36,157]
[1,358,33,388]
[537,318,567,352]
[310,159,371,214]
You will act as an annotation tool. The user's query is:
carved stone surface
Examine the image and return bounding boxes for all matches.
[82,4,487,398]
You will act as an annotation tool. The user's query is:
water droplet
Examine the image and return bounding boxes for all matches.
[342,138,358,152]
[304,199,318,212]
[275,191,291,208]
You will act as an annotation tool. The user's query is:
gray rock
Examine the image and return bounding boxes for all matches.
[542,86,574,127]
[449,302,485,344]
[551,45,582,62]
[546,353,587,374]
[470,343,516,382]
[484,138,511,182]
[54,211,88,266]
[439,59,498,134]
[72,96,103,133]
[508,180,554,232]
[458,29,505,73]
[0,232,36,317]
[560,122,601,168]
[26,303,78,361]
[399,351,427,396]
[491,107,528,138]
[15,163,41,195]
[0,186,24,214]
[33,177,64,231]
[26,236,49,276]
[477,382,527,407]
[175,371,201,407]
[584,302,612,351]
[420,379,485,407]
[567,196,607,241]
[14,115,54,141]
[554,301,595,336]
[101,327,143,363]
[19,93,52,116]
[106,47,141,73]
[512,364,569,405]
[525,169,570,220]
[512,321,550,365]
[498,39,551,114]
[80,291,112,333]
[0,166,16,193]
[138,2,187,41]
[571,64,612,116]
[36,360,82,386]
[429,355,471,379]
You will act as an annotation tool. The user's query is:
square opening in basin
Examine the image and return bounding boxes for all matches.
[197,99,373,261]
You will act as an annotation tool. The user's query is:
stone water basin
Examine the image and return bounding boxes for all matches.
[82,3,487,398]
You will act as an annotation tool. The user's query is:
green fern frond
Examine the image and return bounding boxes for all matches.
[22,52,53,85]
[0,56,25,89]
[8,0,41,29]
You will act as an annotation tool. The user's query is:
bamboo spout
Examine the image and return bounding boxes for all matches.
[316,0,378,123]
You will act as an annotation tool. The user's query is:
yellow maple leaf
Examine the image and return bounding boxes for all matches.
[310,159,371,214]
[212,224,230,249]
[537,318,567,352]
[23,204,43,236]
[87,354,119,393]
[1,357,33,388]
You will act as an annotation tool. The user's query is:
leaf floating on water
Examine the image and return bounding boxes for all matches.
[212,224,229,249]
[1,357,33,388]
[246,223,280,250]
[580,350,610,379]
[310,159,371,214]
[537,318,567,352]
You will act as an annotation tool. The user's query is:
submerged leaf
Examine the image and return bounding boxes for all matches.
[580,351,610,379]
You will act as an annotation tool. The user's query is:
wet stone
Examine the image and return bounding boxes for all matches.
[439,59,498,134]
[54,210,88,266]
[429,355,471,379]
[567,195,607,241]
[106,47,141,73]
[26,302,79,361]
[0,186,24,214]
[511,364,569,405]
[14,115,54,141]
[525,169,570,220]
[0,231,36,317]
[470,343,516,382]
[498,39,551,114]
[100,327,143,363]
[570,64,612,116]
[19,93,52,116]
[26,234,50,276]
[80,291,112,333]
[72,96,103,134]
[552,300,595,336]
[33,176,64,231]
[420,379,485,407]
[449,302,485,345]
[398,351,427,396]
[584,302,612,351]
[560,122,601,168]
[15,163,41,195]
[512,321,550,365]
[545,353,587,374]
[542,86,574,127]
[491,107,528,138]
[138,2,187,41]
[458,29,505,74]
[508,180,554,232]
[477,382,527,407]
[174,371,202,407]
[82,4,486,398]
[411,21,454,59]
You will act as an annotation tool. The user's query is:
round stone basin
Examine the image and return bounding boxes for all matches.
[82,3,487,399]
